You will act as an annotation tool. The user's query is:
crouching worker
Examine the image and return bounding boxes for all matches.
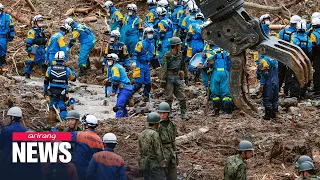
[86,133,126,180]
[107,53,133,118]
[257,55,279,120]
[44,51,77,125]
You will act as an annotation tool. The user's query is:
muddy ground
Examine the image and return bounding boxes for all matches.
[0,0,320,179]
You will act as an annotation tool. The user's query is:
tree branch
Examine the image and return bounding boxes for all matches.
[25,0,36,12]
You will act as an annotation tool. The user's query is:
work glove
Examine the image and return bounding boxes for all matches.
[26,47,32,58]
[8,36,14,42]
[131,62,137,69]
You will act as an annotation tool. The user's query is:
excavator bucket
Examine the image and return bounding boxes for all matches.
[195,0,312,114]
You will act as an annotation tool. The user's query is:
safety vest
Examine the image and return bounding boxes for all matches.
[281,27,295,42]
[49,64,68,86]
[28,27,47,46]
[108,42,125,60]
[293,35,310,54]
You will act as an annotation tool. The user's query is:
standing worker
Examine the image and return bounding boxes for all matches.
[24,15,48,78]
[0,3,14,72]
[310,18,320,96]
[160,37,188,120]
[132,27,157,102]
[157,102,178,180]
[46,24,70,66]
[138,112,166,180]
[65,17,97,79]
[71,114,103,180]
[224,140,254,180]
[260,14,271,36]
[44,51,77,125]
[103,1,124,32]
[157,7,173,64]
[145,0,159,29]
[107,53,133,118]
[172,0,184,36]
[86,133,126,180]
[122,4,143,56]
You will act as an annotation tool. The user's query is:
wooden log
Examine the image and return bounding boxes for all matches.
[4,9,30,25]
[25,0,36,12]
[79,16,97,23]
[244,0,301,13]
[65,7,94,16]
[176,126,209,145]
[269,24,287,30]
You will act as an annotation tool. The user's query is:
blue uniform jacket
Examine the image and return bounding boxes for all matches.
[0,12,14,37]
[111,63,132,92]
[145,6,159,28]
[86,148,126,180]
[276,25,296,42]
[290,32,313,54]
[211,47,230,71]
[172,5,184,31]
[69,22,96,47]
[110,7,124,31]
[132,39,156,66]
[71,130,104,167]
[46,31,69,61]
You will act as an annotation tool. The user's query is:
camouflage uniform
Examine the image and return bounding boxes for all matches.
[307,175,320,180]
[224,154,247,180]
[158,119,178,180]
[139,127,166,180]
[161,51,188,115]
[63,126,82,132]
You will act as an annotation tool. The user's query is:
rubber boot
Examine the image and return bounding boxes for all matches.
[42,64,48,76]
[49,109,56,126]
[79,67,87,83]
[167,100,174,118]
[263,108,271,120]
[213,101,220,116]
[180,108,189,120]
[86,57,91,70]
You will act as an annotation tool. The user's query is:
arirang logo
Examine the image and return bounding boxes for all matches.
[12,132,72,163]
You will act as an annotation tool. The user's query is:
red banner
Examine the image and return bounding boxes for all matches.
[13,132,72,141]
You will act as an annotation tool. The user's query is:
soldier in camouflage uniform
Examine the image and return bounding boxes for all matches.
[160,37,188,120]
[64,110,82,132]
[224,140,254,180]
[157,102,178,180]
[138,112,167,180]
[298,161,320,180]
[295,155,313,180]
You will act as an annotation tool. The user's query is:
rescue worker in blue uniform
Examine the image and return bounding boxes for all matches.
[200,42,217,91]
[71,114,103,180]
[172,0,184,36]
[209,47,233,115]
[108,53,134,118]
[276,15,301,95]
[44,51,77,125]
[257,55,279,120]
[289,20,312,99]
[157,7,173,64]
[186,12,205,80]
[260,14,271,36]
[86,133,126,180]
[132,27,157,102]
[102,29,130,72]
[121,4,143,56]
[180,1,198,35]
[103,1,123,32]
[157,0,172,19]
[103,54,114,98]
[0,3,14,71]
[24,15,47,78]
[46,24,70,65]
[311,18,320,96]
[145,0,159,29]
[307,12,320,30]
[65,17,97,77]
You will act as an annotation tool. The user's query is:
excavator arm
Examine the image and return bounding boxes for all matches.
[195,0,311,115]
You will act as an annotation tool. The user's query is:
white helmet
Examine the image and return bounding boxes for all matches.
[290,15,301,24]
[147,0,157,5]
[65,17,75,26]
[7,107,22,118]
[195,12,205,20]
[260,14,270,22]
[312,17,320,26]
[110,30,121,38]
[0,3,4,10]
[157,0,169,8]
[103,133,117,144]
[311,12,320,20]
[54,51,66,61]
[84,115,98,127]
[110,53,119,61]
[60,24,72,33]
[144,27,154,34]
[33,15,44,23]
[156,7,167,16]
[127,4,137,12]
[103,1,114,8]
[187,1,198,13]
[296,20,307,31]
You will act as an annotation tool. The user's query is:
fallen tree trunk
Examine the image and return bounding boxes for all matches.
[176,126,209,145]
[4,8,30,25]
[79,16,98,23]
[65,7,94,16]
[269,24,287,30]
[25,0,36,12]
[244,0,301,14]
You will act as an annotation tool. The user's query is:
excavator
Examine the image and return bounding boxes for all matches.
[194,0,312,116]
